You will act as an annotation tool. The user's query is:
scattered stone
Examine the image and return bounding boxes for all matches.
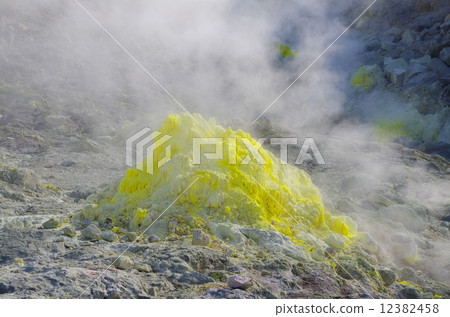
[114,256,134,270]
[335,262,364,280]
[227,275,253,290]
[101,230,118,242]
[192,228,211,246]
[81,224,102,240]
[42,218,61,229]
[14,258,24,267]
[378,269,396,286]
[147,234,160,243]
[55,236,65,242]
[135,263,152,273]
[398,287,423,299]
[383,57,408,85]
[63,226,77,237]
[60,160,75,167]
[127,232,138,242]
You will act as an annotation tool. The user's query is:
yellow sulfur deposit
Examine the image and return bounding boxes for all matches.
[351,65,383,88]
[82,113,355,246]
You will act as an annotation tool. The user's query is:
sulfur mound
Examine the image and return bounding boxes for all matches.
[78,113,355,248]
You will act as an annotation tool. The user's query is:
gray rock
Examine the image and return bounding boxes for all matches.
[177,271,215,285]
[378,269,396,286]
[440,20,450,34]
[398,287,423,299]
[439,47,450,66]
[381,40,394,51]
[227,275,253,290]
[147,234,160,243]
[410,55,432,67]
[207,222,246,248]
[390,67,407,85]
[405,63,428,82]
[192,228,211,246]
[384,57,408,84]
[365,38,380,51]
[135,263,152,273]
[126,232,138,242]
[384,26,403,42]
[63,226,76,237]
[430,58,449,76]
[401,30,415,45]
[101,230,118,242]
[147,219,169,238]
[81,224,102,240]
[335,262,364,280]
[114,256,134,270]
[240,227,309,261]
[437,117,450,143]
[60,160,75,167]
[42,218,61,229]
[403,71,439,90]
[199,288,257,299]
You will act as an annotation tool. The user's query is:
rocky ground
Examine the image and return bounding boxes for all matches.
[1,0,449,299]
